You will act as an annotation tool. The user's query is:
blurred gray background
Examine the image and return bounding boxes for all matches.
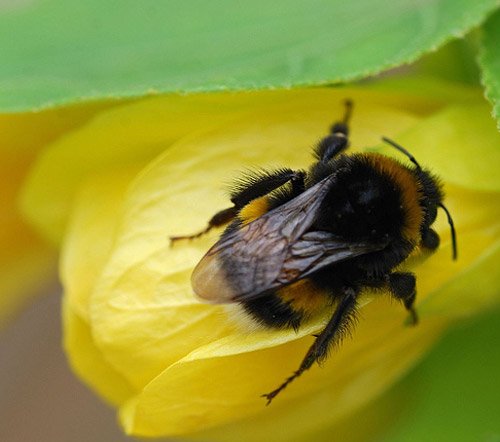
[0,291,133,442]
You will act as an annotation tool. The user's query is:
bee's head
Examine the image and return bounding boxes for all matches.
[382,137,457,260]
[415,167,443,229]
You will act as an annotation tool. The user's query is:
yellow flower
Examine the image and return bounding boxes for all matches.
[0,102,112,325]
[21,84,500,440]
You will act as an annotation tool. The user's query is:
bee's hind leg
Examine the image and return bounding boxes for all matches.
[169,206,237,244]
[262,287,358,405]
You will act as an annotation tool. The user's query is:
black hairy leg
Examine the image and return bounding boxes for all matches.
[171,169,305,244]
[421,228,440,251]
[230,168,305,208]
[262,288,358,405]
[388,272,418,325]
[313,99,353,163]
[170,206,238,244]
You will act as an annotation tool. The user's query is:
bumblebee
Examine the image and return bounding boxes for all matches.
[171,100,457,404]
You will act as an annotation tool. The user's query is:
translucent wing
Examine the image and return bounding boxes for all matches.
[191,175,388,303]
[277,231,387,286]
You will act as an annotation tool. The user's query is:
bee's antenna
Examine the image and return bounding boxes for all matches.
[381,137,421,170]
[438,203,458,260]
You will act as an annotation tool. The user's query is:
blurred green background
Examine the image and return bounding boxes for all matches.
[384,307,500,442]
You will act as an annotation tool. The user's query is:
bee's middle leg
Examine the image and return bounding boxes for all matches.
[169,206,238,243]
[229,169,306,208]
[170,169,305,244]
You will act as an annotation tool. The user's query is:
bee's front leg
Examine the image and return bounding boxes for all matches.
[388,272,418,325]
[421,228,440,252]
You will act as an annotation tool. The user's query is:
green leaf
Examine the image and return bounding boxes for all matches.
[411,36,482,86]
[0,0,498,111]
[479,9,500,131]
[381,308,500,442]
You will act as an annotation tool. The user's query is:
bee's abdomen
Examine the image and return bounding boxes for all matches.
[242,278,329,330]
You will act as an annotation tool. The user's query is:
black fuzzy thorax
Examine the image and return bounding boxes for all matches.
[269,153,414,255]
[309,155,406,241]
[307,154,415,287]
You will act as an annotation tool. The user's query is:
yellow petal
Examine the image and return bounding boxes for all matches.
[120,302,444,439]
[0,153,55,323]
[61,167,142,320]
[417,186,500,318]
[63,301,134,406]
[21,86,463,245]
[0,101,112,324]
[21,92,309,245]
[61,167,141,404]
[377,102,500,191]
